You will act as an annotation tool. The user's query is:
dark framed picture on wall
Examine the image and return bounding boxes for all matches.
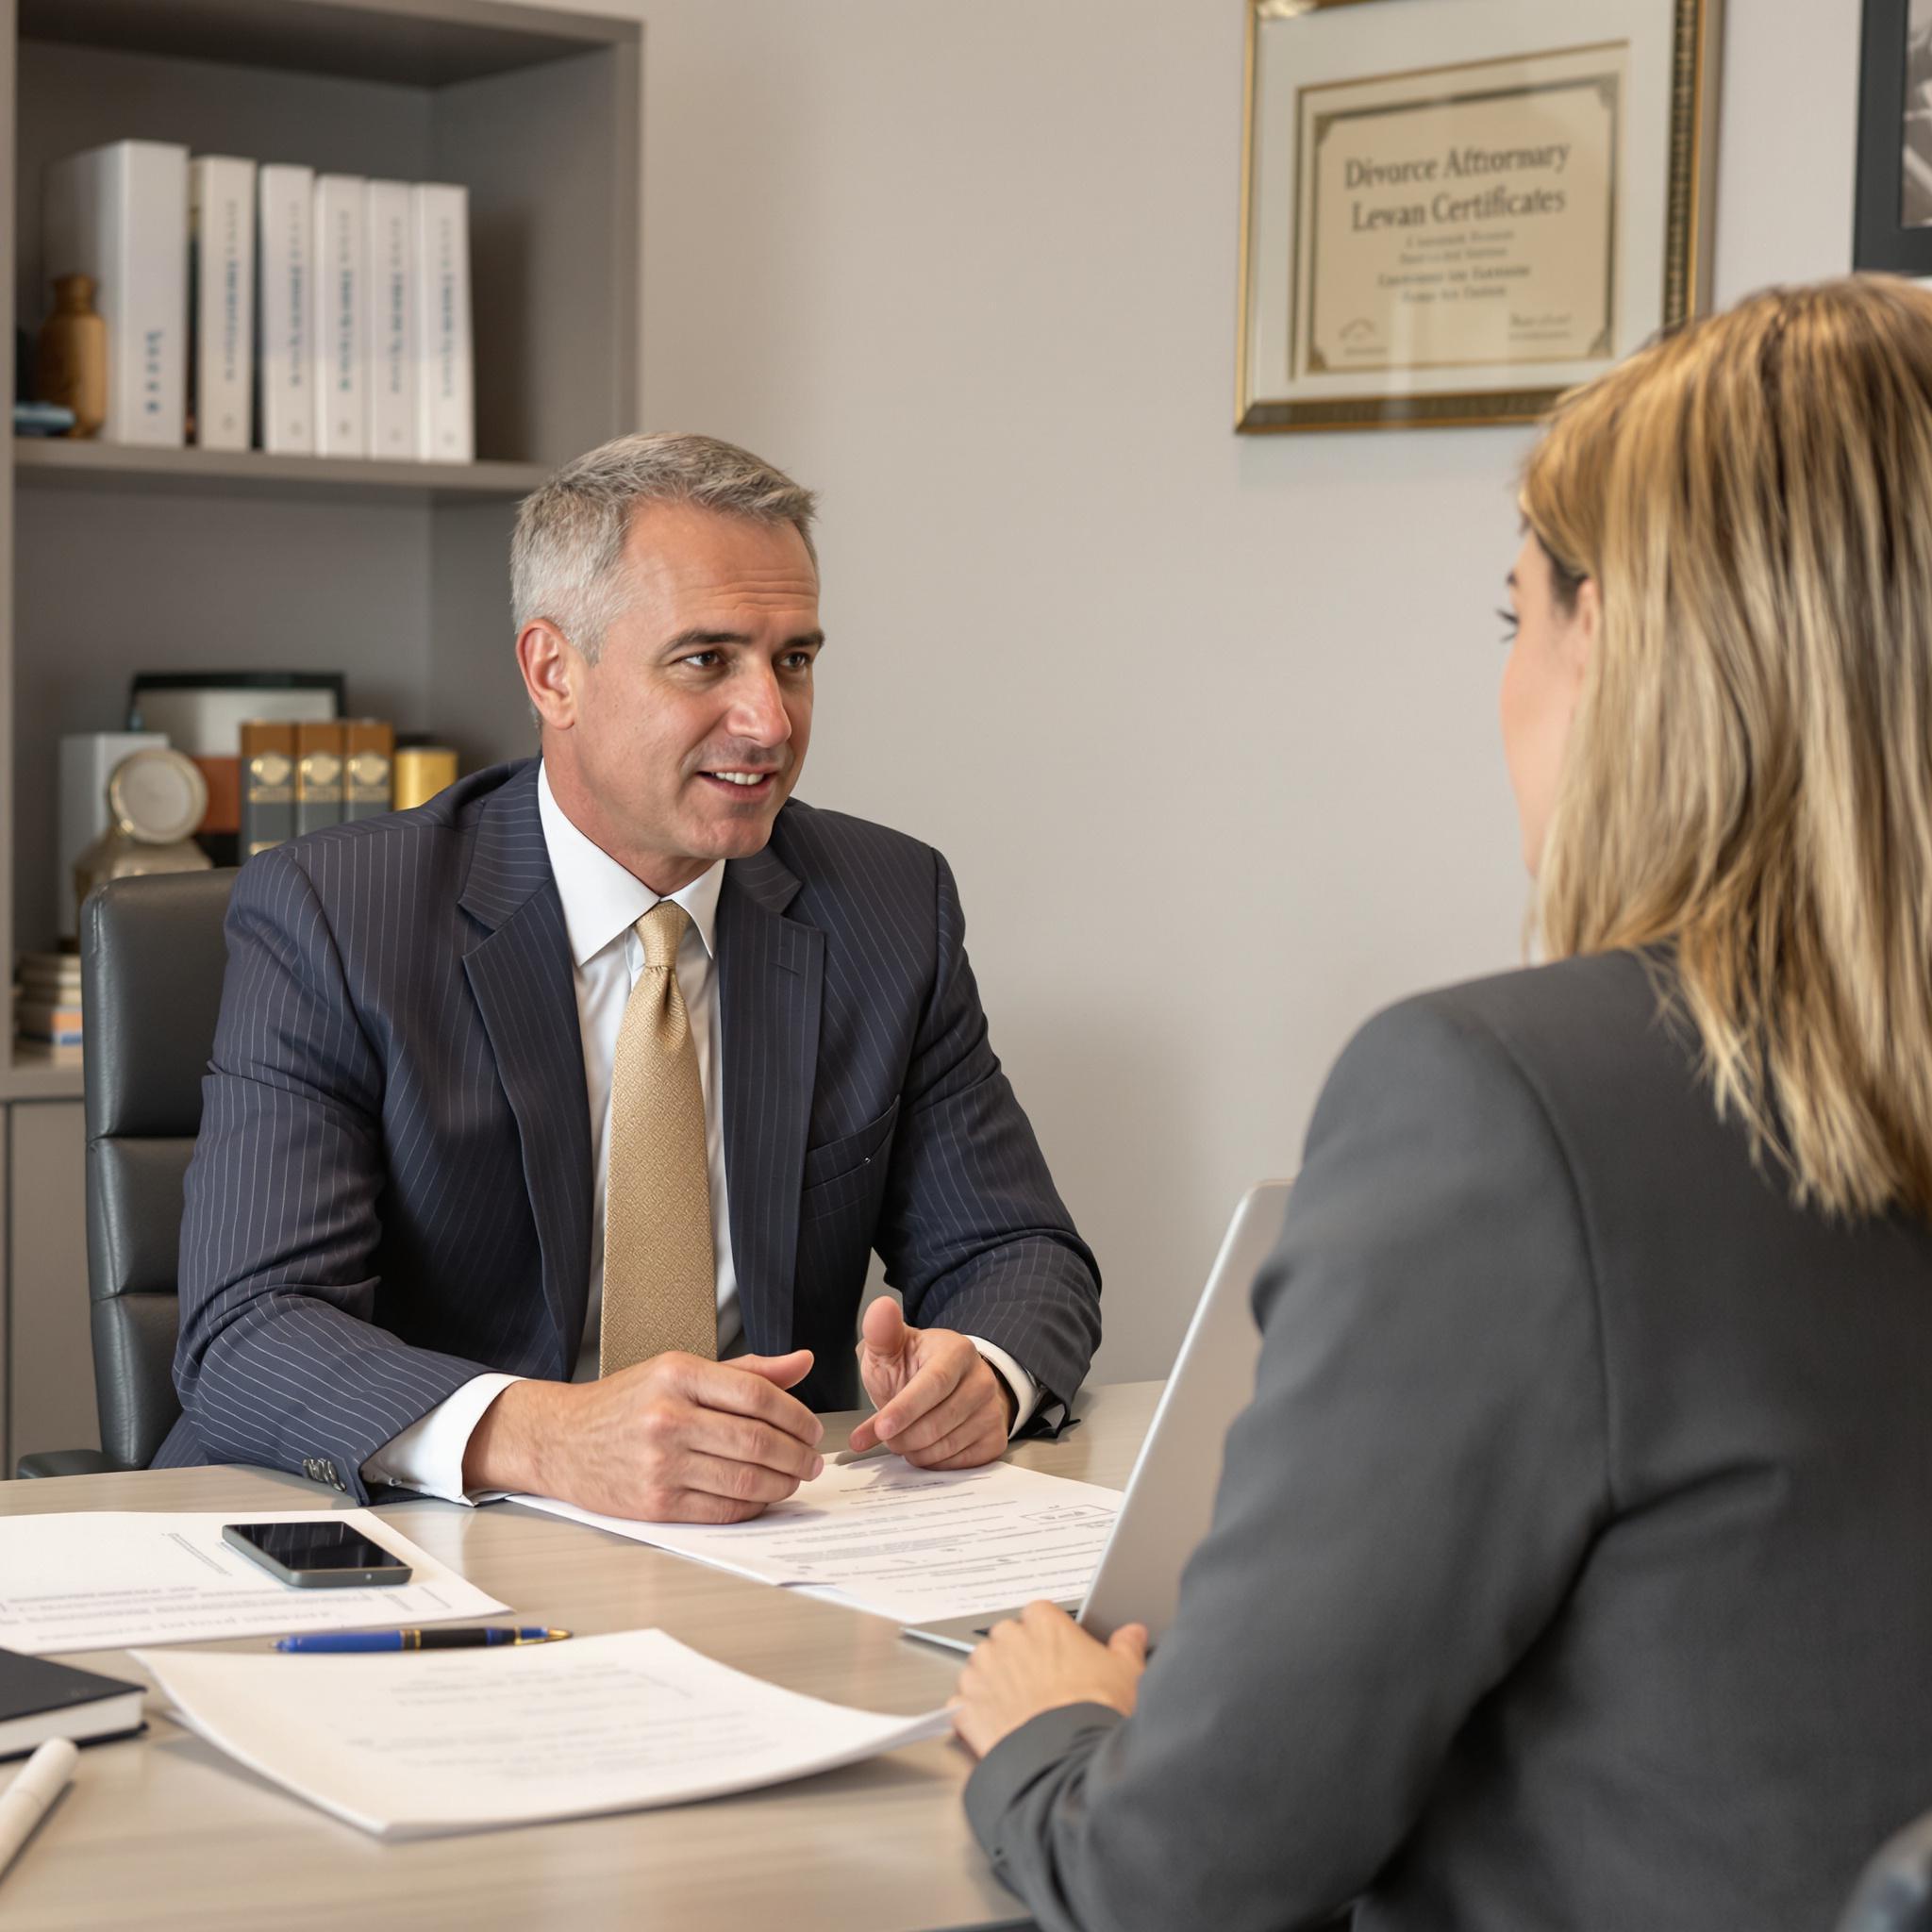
[1855,0,1932,274]
[1237,0,1724,433]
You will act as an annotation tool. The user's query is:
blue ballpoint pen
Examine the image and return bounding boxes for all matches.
[274,1626,572,1653]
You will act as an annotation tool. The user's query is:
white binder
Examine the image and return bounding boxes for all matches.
[364,179,416,461]
[189,155,256,452]
[313,175,366,458]
[257,162,316,453]
[411,182,474,463]
[42,141,190,446]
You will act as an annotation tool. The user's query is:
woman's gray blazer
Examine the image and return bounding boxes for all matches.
[969,947,1932,1931]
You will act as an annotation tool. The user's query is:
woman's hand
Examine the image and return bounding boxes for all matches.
[950,1599,1150,1758]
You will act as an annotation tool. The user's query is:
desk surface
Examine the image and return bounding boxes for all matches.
[0,1380,1160,1932]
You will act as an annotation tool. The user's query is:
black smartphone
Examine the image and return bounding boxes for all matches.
[221,1520,413,1590]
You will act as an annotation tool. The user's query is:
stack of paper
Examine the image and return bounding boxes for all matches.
[139,1629,951,1838]
[515,1457,1124,1626]
[0,1510,505,1655]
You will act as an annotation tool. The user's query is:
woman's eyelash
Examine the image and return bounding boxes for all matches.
[1497,607,1520,638]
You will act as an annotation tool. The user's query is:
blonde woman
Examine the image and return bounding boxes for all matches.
[951,277,1932,1931]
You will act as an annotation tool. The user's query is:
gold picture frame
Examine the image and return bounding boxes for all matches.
[1236,0,1723,433]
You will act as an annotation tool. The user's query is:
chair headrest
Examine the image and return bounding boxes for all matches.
[81,869,238,1140]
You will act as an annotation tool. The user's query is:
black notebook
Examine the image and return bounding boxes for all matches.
[0,1647,145,1759]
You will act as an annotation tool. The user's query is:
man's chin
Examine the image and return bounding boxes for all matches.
[684,775,793,857]
[684,808,783,863]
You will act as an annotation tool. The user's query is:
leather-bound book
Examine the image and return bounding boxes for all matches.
[343,718,395,822]
[240,720,298,858]
[294,720,345,837]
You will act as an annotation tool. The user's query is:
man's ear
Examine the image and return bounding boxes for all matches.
[517,620,581,731]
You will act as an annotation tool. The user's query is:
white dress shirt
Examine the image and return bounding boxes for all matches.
[362,763,1035,1502]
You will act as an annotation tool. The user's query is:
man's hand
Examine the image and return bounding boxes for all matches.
[844,1298,1014,1468]
[950,1600,1149,1758]
[463,1350,824,1523]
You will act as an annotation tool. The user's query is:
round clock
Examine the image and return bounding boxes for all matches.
[107,747,208,845]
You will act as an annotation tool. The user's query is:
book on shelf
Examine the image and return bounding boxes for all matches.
[15,401,76,437]
[16,947,84,1048]
[191,756,241,835]
[412,183,474,463]
[18,974,82,1003]
[189,156,256,452]
[343,718,395,821]
[364,180,417,461]
[246,717,398,848]
[314,175,366,458]
[16,989,82,1020]
[17,952,82,1000]
[295,720,345,835]
[258,162,316,454]
[241,720,298,857]
[191,754,242,867]
[14,1041,84,1069]
[42,140,190,446]
[40,142,476,467]
[16,999,83,1046]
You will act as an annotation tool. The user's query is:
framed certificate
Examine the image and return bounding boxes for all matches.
[1237,0,1724,432]
[1854,0,1932,275]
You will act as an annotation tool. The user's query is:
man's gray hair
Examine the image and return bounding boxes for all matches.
[509,431,819,662]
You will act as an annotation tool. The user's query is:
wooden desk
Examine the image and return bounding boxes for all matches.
[0,1381,1160,1932]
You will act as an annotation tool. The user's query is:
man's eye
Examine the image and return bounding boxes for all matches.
[783,652,816,671]
[682,651,723,669]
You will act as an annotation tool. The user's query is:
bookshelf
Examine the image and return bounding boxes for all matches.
[14,439,552,503]
[0,0,643,1469]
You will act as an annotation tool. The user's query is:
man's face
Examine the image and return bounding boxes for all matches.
[533,501,823,891]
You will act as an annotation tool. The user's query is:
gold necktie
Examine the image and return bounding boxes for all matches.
[600,900,718,1374]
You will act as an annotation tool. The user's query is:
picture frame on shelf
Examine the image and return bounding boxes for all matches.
[1236,0,1724,433]
[1855,0,1932,275]
[125,671,343,756]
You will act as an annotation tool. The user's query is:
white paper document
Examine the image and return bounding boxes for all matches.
[138,1627,952,1838]
[514,1457,1124,1625]
[0,1510,505,1655]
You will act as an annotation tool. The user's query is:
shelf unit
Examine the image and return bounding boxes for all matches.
[15,438,552,504]
[0,0,643,1468]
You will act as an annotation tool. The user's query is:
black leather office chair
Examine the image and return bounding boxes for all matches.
[1840,1811,1932,1932]
[15,869,235,1477]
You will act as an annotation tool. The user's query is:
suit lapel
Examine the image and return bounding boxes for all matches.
[458,766,592,1371]
[716,844,823,1352]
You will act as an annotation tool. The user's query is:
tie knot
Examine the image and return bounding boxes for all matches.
[637,900,691,972]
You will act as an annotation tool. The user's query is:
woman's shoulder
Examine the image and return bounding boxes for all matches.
[1404,946,1677,1069]
[1334,948,1681,1116]
[1308,946,1707,1228]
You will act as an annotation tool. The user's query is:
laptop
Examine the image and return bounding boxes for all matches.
[901,1179,1291,1655]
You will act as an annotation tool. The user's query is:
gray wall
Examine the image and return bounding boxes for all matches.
[614,0,1863,1380]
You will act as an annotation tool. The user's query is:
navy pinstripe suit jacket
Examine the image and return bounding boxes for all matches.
[155,758,1100,1498]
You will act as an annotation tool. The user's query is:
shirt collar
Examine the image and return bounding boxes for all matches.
[537,761,724,967]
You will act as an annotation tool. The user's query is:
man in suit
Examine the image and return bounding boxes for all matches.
[158,432,1100,1518]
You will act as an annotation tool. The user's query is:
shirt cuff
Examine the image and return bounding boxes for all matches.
[967,1337,1040,1438]
[359,1373,525,1506]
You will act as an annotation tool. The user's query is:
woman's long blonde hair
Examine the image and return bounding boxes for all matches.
[1524,276,1932,1221]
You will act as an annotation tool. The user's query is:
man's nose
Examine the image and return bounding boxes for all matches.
[728,668,793,747]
